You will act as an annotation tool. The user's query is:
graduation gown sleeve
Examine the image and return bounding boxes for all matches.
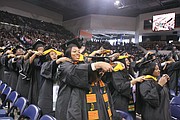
[0,56,4,81]
[139,80,171,120]
[38,60,58,116]
[139,80,162,108]
[112,71,131,97]
[40,60,58,79]
[57,62,90,90]
[171,61,180,70]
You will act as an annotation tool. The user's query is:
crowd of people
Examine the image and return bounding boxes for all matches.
[0,37,180,120]
[0,11,180,120]
[0,10,75,49]
[139,40,180,51]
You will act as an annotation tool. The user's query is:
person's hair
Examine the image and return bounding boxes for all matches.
[64,44,78,58]
[117,58,130,79]
[45,54,52,61]
[142,62,157,75]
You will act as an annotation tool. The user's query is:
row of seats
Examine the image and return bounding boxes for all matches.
[1,79,179,120]
[170,94,180,119]
[0,80,56,120]
[0,81,135,120]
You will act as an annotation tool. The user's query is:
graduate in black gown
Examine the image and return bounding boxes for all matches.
[0,47,5,81]
[163,56,180,95]
[28,40,46,104]
[15,49,33,98]
[1,46,15,85]
[110,56,144,119]
[8,45,25,89]
[38,48,71,116]
[55,39,119,120]
[137,61,171,120]
[0,57,4,81]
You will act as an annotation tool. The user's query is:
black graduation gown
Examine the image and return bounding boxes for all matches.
[38,60,58,116]
[1,54,11,85]
[8,58,21,89]
[55,62,117,120]
[139,79,171,120]
[166,61,180,94]
[110,70,132,112]
[0,56,4,81]
[110,70,136,119]
[28,57,44,104]
[16,59,31,98]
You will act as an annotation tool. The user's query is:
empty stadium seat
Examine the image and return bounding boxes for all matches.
[40,115,56,120]
[116,110,133,120]
[170,95,180,119]
[19,104,41,120]
[0,91,19,117]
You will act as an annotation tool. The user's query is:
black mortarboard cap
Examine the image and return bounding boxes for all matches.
[88,56,110,62]
[140,58,156,68]
[12,45,25,54]
[61,38,81,52]
[32,39,46,50]
[139,58,157,76]
[44,45,53,51]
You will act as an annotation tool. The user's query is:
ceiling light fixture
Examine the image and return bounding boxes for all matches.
[114,0,125,9]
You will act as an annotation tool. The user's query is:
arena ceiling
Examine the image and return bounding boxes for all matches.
[23,0,180,21]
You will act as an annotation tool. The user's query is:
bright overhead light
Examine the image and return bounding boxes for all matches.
[114,0,120,5]
[114,0,125,9]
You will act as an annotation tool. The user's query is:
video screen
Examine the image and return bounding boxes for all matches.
[152,13,175,31]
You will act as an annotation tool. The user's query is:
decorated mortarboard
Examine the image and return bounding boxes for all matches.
[43,49,63,56]
[61,38,81,51]
[32,39,46,50]
[43,45,63,56]
[12,45,25,54]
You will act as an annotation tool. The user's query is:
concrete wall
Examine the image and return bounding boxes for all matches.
[63,14,136,36]
[90,14,136,31]
[63,15,92,35]
[0,0,63,25]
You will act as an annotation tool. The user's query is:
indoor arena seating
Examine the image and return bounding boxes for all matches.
[139,41,168,50]
[170,94,180,120]
[0,86,12,109]
[19,104,41,120]
[0,10,75,49]
[116,110,133,120]
[0,80,57,120]
[0,91,19,117]
[0,83,7,96]
[0,11,146,57]
[0,11,74,36]
[40,115,56,120]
